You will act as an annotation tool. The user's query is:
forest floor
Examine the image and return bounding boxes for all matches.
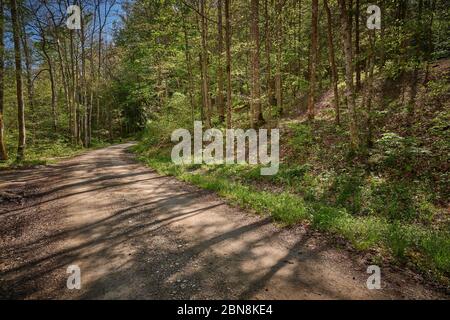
[0,143,448,299]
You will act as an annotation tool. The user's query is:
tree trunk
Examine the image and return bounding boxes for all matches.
[355,0,361,91]
[264,0,273,124]
[96,0,102,130]
[70,30,78,144]
[307,0,319,121]
[217,0,225,123]
[200,0,212,128]
[250,0,264,128]
[182,14,195,124]
[0,0,7,160]
[225,0,232,129]
[275,0,283,115]
[19,6,34,113]
[80,8,88,147]
[297,0,302,61]
[41,37,58,132]
[43,0,70,128]
[324,0,340,125]
[366,30,375,148]
[10,0,26,161]
[339,0,359,149]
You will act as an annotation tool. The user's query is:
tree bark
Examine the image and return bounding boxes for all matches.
[80,7,88,147]
[275,0,283,115]
[338,0,359,149]
[70,30,78,144]
[225,0,232,129]
[19,6,34,113]
[199,0,212,128]
[307,0,319,121]
[182,14,195,124]
[0,0,7,160]
[355,0,361,91]
[10,0,26,161]
[250,0,264,128]
[264,0,273,123]
[366,30,375,148]
[324,0,340,125]
[41,35,58,132]
[217,0,225,123]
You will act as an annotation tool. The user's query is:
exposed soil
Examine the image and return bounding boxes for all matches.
[0,143,447,300]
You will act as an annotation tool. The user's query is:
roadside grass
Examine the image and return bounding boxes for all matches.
[0,138,121,170]
[134,145,450,285]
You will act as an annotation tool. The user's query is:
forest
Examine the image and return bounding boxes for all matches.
[0,0,449,297]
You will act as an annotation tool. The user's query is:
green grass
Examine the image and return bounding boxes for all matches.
[0,138,114,170]
[134,146,450,285]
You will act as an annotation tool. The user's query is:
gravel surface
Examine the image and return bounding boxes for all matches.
[0,143,447,300]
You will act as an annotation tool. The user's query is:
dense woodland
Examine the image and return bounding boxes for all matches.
[0,1,449,284]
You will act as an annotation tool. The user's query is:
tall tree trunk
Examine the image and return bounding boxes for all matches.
[0,0,7,160]
[366,30,375,148]
[43,0,70,128]
[96,0,102,130]
[41,36,57,132]
[324,0,340,125]
[250,0,264,128]
[423,0,436,83]
[200,0,212,128]
[80,8,88,147]
[55,33,70,124]
[198,52,205,122]
[182,14,195,124]
[70,30,78,144]
[225,0,232,129]
[338,0,359,149]
[217,0,225,123]
[297,0,302,59]
[307,0,319,121]
[10,0,26,161]
[355,0,361,91]
[19,6,34,113]
[88,2,100,147]
[275,0,283,115]
[264,0,273,124]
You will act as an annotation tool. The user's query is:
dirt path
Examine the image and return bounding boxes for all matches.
[0,143,446,300]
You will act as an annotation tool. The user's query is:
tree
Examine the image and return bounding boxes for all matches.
[19,4,34,113]
[32,7,58,132]
[199,0,211,128]
[275,0,283,115]
[307,0,318,121]
[225,0,232,129]
[0,0,7,160]
[10,0,26,161]
[264,0,273,124]
[338,0,359,149]
[324,0,340,125]
[250,0,264,128]
[354,0,361,91]
[365,29,376,148]
[217,0,225,123]
[182,10,195,123]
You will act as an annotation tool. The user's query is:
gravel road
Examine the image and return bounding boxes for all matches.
[0,143,446,299]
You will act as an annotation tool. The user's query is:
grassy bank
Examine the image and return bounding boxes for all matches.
[133,143,450,287]
[0,136,122,170]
